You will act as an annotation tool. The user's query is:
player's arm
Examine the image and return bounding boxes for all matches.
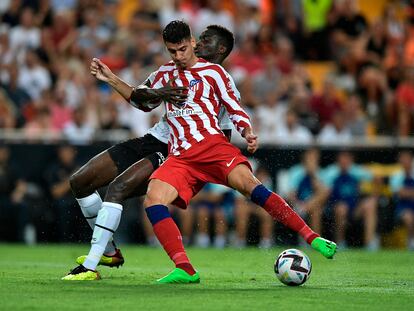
[213,66,257,152]
[90,58,188,110]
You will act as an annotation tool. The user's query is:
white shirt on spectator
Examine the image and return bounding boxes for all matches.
[256,103,287,142]
[274,123,313,145]
[9,26,40,60]
[118,102,152,138]
[18,65,51,100]
[193,9,234,36]
[160,7,192,29]
[317,125,352,144]
[63,122,95,145]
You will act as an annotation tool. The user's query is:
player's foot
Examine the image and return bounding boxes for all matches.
[62,265,100,281]
[156,268,200,284]
[76,248,125,268]
[311,237,337,259]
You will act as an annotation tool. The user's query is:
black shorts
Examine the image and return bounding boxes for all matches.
[107,134,168,173]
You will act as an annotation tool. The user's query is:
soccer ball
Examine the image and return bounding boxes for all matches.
[274,249,312,286]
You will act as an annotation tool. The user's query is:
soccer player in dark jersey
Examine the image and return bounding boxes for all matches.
[63,25,237,280]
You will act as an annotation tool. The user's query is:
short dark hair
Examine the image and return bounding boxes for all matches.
[162,20,191,43]
[206,25,234,58]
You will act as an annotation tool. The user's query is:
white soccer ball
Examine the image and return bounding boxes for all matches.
[274,248,312,286]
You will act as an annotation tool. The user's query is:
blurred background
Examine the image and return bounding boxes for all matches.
[1,0,414,251]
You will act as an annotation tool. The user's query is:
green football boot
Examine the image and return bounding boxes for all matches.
[62,265,100,281]
[156,268,200,284]
[311,237,337,259]
[76,248,124,268]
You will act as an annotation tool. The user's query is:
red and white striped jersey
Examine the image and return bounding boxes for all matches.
[142,58,251,156]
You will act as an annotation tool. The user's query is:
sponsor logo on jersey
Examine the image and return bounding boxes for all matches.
[167,108,203,118]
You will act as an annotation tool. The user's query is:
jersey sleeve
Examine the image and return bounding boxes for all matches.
[212,65,251,136]
[129,70,164,112]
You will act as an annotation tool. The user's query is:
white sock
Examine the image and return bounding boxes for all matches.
[76,192,116,255]
[83,202,122,271]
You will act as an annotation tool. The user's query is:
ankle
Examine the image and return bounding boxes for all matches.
[176,263,196,276]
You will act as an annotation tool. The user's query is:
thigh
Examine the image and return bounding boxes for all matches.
[227,164,260,197]
[150,157,205,209]
[71,150,119,196]
[108,134,168,173]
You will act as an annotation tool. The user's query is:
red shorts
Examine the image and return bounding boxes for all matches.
[150,135,251,209]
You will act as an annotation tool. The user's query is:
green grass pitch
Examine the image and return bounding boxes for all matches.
[0,244,413,311]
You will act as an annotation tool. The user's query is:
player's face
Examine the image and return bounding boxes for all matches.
[195,30,221,61]
[165,38,196,69]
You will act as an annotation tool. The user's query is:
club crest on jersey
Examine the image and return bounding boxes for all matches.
[189,79,202,91]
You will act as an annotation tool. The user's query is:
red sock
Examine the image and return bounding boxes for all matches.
[153,217,195,275]
[263,193,319,244]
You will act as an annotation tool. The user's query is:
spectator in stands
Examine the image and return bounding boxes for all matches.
[322,151,379,250]
[23,106,60,141]
[275,108,313,145]
[77,8,111,56]
[287,148,328,235]
[309,78,343,129]
[17,48,51,101]
[331,0,368,52]
[0,24,14,83]
[193,0,234,36]
[395,67,414,136]
[0,144,29,242]
[318,110,352,144]
[44,144,85,242]
[1,0,21,28]
[343,93,369,136]
[63,105,95,145]
[390,150,414,250]
[9,7,41,62]
[0,89,16,128]
[1,63,31,127]
[193,183,231,249]
[302,0,333,60]
[234,166,274,249]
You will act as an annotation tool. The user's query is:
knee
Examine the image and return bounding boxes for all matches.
[143,190,163,208]
[69,170,83,197]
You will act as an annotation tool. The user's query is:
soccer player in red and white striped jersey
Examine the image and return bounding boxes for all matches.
[138,21,337,283]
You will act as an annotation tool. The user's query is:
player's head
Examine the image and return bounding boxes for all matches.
[162,20,196,69]
[195,25,234,64]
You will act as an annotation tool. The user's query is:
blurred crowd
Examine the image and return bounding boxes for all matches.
[2,0,414,142]
[2,0,414,250]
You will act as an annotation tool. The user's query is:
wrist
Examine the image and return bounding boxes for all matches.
[242,127,252,137]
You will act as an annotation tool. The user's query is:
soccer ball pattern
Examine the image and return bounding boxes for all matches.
[274,249,312,286]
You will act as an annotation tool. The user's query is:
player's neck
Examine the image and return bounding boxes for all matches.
[185,55,199,69]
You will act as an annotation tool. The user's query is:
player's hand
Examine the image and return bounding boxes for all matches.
[159,78,188,108]
[243,127,258,153]
[90,58,114,83]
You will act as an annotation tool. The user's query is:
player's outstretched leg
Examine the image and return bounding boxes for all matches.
[74,157,157,268]
[250,184,337,259]
[144,203,199,284]
[70,151,120,257]
[62,202,123,280]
